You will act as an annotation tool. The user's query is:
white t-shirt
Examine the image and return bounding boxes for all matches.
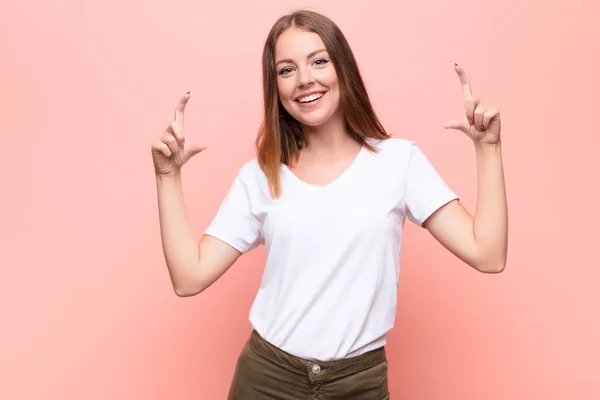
[205,137,458,361]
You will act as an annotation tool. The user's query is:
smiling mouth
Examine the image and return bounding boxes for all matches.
[296,92,325,103]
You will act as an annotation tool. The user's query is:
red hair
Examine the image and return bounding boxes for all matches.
[256,10,390,198]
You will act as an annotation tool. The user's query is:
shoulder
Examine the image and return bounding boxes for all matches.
[366,136,415,151]
[233,157,269,191]
[364,136,419,164]
[237,157,261,176]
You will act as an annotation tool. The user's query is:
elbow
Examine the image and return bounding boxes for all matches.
[174,286,203,297]
[470,245,507,274]
[168,261,209,297]
[172,279,207,297]
[475,259,506,274]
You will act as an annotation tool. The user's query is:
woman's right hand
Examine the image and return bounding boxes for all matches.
[151,92,207,176]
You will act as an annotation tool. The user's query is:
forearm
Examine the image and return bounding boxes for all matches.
[473,141,508,272]
[155,172,202,289]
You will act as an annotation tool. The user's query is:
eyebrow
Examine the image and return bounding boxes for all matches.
[275,48,328,67]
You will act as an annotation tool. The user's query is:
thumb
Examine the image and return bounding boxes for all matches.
[185,142,207,157]
[444,119,469,133]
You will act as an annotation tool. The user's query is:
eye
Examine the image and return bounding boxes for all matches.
[313,58,330,66]
[278,67,294,75]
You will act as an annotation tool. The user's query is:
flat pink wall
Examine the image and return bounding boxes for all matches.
[1,0,598,398]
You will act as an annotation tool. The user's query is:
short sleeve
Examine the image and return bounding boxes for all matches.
[204,172,264,253]
[405,142,459,227]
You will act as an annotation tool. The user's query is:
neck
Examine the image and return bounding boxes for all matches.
[301,110,358,159]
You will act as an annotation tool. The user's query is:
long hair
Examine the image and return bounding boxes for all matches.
[256,10,390,198]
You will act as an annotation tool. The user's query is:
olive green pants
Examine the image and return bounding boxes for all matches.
[227,330,391,399]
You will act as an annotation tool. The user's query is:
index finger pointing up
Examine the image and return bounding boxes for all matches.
[174,91,191,124]
[455,64,473,100]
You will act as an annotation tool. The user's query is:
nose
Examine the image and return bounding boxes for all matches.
[297,67,315,88]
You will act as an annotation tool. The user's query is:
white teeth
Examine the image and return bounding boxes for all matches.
[298,93,324,103]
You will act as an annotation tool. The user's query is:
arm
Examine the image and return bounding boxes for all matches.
[423,141,507,273]
[152,92,247,297]
[156,172,242,296]
[423,64,507,273]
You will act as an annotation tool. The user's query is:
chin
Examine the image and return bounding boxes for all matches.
[285,105,340,128]
[296,114,333,127]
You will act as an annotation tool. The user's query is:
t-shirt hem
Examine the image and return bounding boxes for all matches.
[204,229,249,254]
[413,194,459,227]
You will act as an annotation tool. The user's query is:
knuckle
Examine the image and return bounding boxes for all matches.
[163,135,176,144]
[170,122,184,137]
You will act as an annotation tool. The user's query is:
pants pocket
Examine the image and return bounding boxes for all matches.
[227,340,308,400]
[324,360,390,400]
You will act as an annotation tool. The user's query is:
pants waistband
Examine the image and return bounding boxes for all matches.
[247,330,387,381]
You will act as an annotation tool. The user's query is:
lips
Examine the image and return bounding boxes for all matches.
[295,91,325,103]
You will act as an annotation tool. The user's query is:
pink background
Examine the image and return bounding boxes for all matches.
[1,0,599,398]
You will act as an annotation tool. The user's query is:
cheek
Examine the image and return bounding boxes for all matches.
[320,67,339,88]
[277,79,296,101]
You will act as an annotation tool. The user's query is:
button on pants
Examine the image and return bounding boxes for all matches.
[227,330,391,399]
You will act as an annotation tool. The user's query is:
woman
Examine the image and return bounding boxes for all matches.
[151,9,508,400]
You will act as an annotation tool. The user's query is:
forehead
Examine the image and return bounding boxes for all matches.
[274,27,326,61]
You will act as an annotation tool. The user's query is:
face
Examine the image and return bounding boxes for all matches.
[274,27,341,127]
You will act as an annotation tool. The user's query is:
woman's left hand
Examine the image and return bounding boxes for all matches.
[444,64,501,145]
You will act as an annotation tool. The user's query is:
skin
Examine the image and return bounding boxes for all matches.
[427,64,508,274]
[151,27,507,297]
[274,27,364,187]
[274,27,343,131]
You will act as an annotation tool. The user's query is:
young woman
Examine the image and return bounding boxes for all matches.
[151,9,508,400]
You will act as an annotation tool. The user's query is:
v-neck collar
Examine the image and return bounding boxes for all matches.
[281,145,366,191]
